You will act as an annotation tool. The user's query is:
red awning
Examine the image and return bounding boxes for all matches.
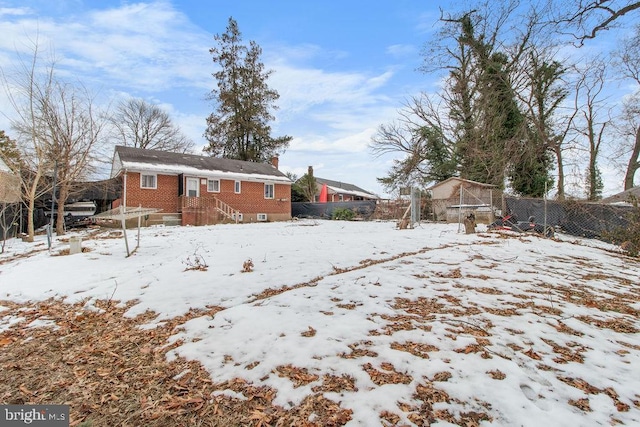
[319,183,328,203]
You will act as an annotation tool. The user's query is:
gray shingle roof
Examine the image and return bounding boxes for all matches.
[315,177,376,197]
[601,186,640,204]
[114,146,289,179]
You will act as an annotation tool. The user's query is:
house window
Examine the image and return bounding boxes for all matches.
[339,194,344,202]
[208,179,220,192]
[141,174,157,189]
[264,183,274,199]
[186,177,199,197]
[234,180,241,194]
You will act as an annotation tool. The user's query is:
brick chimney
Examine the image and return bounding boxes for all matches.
[271,156,279,169]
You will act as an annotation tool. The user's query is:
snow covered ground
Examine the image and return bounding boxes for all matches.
[1,220,639,426]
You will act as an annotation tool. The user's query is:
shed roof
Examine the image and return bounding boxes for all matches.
[112,146,291,183]
[427,177,497,191]
[601,186,640,204]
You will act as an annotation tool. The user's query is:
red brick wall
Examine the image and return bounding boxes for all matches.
[122,172,181,213]
[215,180,290,217]
[119,172,291,221]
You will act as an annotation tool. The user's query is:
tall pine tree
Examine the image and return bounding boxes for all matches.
[204,17,291,162]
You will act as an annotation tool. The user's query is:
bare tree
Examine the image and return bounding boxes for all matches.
[616,94,640,189]
[109,98,194,153]
[370,97,458,193]
[551,0,640,44]
[613,24,640,189]
[0,149,21,251]
[0,40,54,241]
[373,1,554,195]
[0,201,20,252]
[42,81,106,234]
[571,59,611,199]
[514,46,575,199]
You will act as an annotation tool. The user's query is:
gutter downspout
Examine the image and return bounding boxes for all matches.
[123,169,128,210]
[121,169,130,256]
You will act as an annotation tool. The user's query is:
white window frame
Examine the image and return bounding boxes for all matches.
[207,179,220,193]
[234,180,241,194]
[257,213,268,221]
[186,177,200,197]
[264,183,274,199]
[140,174,157,189]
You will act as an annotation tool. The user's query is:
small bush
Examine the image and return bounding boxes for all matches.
[183,246,208,271]
[331,208,355,221]
[242,258,254,273]
[603,196,640,257]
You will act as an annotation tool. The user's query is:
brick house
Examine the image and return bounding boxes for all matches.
[315,177,379,201]
[301,166,378,202]
[110,146,292,226]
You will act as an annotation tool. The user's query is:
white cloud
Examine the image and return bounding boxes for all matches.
[386,44,416,58]
[0,1,213,92]
[0,7,31,17]
[0,1,410,197]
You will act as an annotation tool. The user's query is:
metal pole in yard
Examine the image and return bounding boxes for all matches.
[137,204,141,250]
[47,161,58,249]
[544,181,548,237]
[120,205,130,257]
[490,189,494,223]
[458,185,463,233]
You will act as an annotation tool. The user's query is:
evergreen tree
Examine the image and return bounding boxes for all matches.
[296,173,317,202]
[204,17,291,162]
[0,130,22,171]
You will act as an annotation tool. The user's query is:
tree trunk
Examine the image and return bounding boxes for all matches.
[624,124,640,190]
[588,151,598,200]
[55,185,69,235]
[25,169,43,242]
[554,145,565,200]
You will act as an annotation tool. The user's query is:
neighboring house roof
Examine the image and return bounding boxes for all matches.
[315,177,378,199]
[601,186,640,204]
[427,177,497,191]
[111,146,291,184]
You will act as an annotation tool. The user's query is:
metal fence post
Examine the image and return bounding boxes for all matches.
[544,182,548,237]
[458,185,463,233]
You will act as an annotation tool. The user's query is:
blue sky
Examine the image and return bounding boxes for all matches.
[0,1,633,197]
[0,0,448,197]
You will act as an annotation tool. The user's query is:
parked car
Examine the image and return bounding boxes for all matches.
[44,200,97,228]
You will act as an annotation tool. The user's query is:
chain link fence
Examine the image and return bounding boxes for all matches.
[293,192,635,245]
[292,201,378,220]
[503,196,633,241]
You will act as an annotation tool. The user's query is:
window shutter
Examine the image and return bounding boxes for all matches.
[178,174,184,196]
